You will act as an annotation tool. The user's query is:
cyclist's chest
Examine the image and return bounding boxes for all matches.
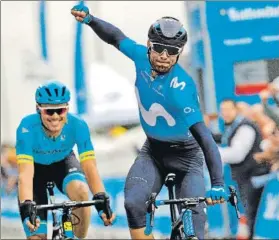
[32,128,75,154]
[135,65,175,111]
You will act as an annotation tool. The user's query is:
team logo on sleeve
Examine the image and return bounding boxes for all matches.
[170,77,186,90]
[22,127,29,133]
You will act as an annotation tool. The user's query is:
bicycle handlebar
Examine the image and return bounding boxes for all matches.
[144,185,241,236]
[30,199,111,226]
[36,199,104,211]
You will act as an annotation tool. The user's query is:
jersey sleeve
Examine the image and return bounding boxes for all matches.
[119,38,148,62]
[16,122,34,164]
[171,79,203,128]
[75,119,95,163]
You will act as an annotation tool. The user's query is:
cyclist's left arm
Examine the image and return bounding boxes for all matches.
[172,79,224,187]
[16,123,35,202]
[76,119,105,194]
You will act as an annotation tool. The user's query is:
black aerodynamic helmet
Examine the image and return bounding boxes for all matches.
[148,16,188,48]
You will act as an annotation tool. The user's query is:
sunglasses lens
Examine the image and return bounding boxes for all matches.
[57,108,67,115]
[43,108,67,116]
[152,43,180,56]
[167,47,180,56]
[152,44,165,54]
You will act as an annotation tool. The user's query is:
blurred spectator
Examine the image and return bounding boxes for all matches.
[259,76,279,126]
[249,104,276,139]
[253,76,279,172]
[236,101,251,119]
[218,99,270,238]
[254,129,279,171]
[1,144,18,194]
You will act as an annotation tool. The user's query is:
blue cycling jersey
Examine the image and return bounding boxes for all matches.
[119,38,203,142]
[16,113,95,165]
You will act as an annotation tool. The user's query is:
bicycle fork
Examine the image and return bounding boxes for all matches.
[47,182,63,239]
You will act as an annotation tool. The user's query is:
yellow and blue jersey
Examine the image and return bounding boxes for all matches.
[16,113,95,165]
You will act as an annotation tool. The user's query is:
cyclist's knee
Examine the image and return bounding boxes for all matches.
[67,181,89,201]
[124,195,146,228]
[124,195,146,216]
[27,234,47,240]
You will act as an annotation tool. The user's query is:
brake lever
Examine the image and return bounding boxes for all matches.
[144,193,157,235]
[30,203,37,226]
[103,195,112,220]
[228,186,241,219]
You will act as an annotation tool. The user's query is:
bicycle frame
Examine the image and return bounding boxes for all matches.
[46,182,74,239]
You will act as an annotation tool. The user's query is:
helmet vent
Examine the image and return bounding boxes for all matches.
[175,31,183,38]
[61,87,66,97]
[54,88,59,97]
[45,88,52,97]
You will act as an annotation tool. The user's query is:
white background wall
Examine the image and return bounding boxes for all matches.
[1,1,188,144]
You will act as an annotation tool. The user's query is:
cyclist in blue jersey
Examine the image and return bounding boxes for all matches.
[71,5,227,239]
[16,81,115,239]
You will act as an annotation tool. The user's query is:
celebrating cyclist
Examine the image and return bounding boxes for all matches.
[16,81,115,239]
[71,5,226,239]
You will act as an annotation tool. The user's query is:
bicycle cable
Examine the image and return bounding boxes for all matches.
[70,208,81,226]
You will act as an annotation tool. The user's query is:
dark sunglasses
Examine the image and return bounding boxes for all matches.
[150,42,182,56]
[39,107,68,116]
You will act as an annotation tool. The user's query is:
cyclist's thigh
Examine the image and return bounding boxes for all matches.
[124,140,164,228]
[52,152,87,195]
[175,150,206,239]
[19,163,49,238]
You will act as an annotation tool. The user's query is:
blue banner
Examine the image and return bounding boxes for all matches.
[187,1,279,111]
[74,0,87,115]
[254,174,279,239]
[206,1,279,105]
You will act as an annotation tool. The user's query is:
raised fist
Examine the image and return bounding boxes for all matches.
[71,4,92,24]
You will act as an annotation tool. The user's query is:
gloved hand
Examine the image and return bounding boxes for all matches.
[71,4,92,24]
[206,186,227,205]
[20,200,40,232]
[93,192,116,226]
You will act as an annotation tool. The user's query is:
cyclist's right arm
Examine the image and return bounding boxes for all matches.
[16,121,34,202]
[86,15,144,61]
